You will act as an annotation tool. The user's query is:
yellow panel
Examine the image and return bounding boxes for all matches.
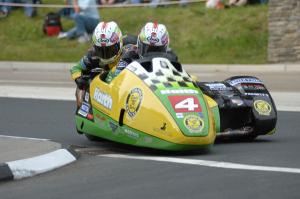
[90,70,215,145]
[204,95,218,108]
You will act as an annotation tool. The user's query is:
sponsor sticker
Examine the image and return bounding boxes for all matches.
[78,109,88,117]
[110,32,119,43]
[176,113,184,118]
[254,100,272,116]
[78,102,90,117]
[241,83,265,90]
[229,78,262,86]
[184,115,204,133]
[93,87,112,110]
[245,93,269,97]
[126,88,143,118]
[161,89,198,95]
[109,121,118,133]
[147,36,159,44]
[161,33,168,45]
[84,92,90,102]
[205,83,227,90]
[80,102,90,112]
[168,96,202,113]
[124,129,139,139]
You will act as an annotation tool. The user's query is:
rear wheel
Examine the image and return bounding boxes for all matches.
[238,134,258,142]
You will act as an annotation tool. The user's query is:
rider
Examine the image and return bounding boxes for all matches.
[70,21,126,106]
[137,22,170,58]
[113,22,174,77]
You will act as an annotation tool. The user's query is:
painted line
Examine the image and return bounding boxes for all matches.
[0,86,75,101]
[0,135,50,141]
[0,80,73,85]
[100,154,300,174]
[7,149,77,180]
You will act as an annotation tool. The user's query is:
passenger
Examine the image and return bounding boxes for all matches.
[111,22,175,78]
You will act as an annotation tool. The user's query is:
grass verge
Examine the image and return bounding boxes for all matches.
[0,2,268,63]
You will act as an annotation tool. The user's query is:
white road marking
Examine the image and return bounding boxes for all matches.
[0,85,299,112]
[0,80,73,85]
[0,85,75,101]
[100,154,300,174]
[0,135,50,141]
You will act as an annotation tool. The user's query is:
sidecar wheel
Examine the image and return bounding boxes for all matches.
[239,134,258,142]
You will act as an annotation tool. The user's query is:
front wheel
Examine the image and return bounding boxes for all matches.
[85,134,104,142]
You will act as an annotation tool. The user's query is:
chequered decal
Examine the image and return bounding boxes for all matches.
[127,58,193,91]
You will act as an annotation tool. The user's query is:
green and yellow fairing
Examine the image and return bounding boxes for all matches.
[75,61,220,151]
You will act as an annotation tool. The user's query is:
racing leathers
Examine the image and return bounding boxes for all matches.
[70,45,128,107]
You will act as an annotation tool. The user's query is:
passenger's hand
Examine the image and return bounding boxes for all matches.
[75,76,88,90]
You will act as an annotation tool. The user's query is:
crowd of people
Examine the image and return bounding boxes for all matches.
[0,0,41,18]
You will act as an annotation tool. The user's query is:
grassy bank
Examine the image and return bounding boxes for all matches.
[0,2,268,63]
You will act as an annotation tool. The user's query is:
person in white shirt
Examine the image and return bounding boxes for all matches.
[58,0,100,43]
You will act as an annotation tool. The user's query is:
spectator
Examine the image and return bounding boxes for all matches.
[58,0,75,19]
[248,0,268,3]
[58,0,100,43]
[99,0,115,5]
[0,0,40,19]
[206,0,225,9]
[228,0,247,6]
[130,0,140,3]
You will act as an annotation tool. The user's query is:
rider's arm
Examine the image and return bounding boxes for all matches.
[70,49,99,80]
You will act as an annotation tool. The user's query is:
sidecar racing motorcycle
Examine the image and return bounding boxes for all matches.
[74,54,277,151]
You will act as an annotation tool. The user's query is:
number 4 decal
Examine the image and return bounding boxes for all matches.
[175,98,198,111]
[168,96,202,113]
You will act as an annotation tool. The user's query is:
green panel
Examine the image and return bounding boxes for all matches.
[211,105,221,133]
[75,109,212,151]
[153,82,210,137]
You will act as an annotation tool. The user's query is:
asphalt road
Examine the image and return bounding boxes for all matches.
[0,98,300,199]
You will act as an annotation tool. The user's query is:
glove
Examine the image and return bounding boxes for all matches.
[75,76,88,90]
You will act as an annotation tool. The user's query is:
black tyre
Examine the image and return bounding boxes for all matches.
[76,128,83,135]
[238,134,258,142]
[85,134,104,142]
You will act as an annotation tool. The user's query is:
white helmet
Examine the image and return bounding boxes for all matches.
[137,22,169,57]
[92,21,123,65]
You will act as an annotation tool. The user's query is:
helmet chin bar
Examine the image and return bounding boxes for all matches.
[100,55,117,65]
[100,49,122,67]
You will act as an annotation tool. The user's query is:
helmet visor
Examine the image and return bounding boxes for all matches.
[139,42,167,56]
[95,42,120,60]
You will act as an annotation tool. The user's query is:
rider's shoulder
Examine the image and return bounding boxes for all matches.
[122,44,138,52]
[139,52,178,63]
